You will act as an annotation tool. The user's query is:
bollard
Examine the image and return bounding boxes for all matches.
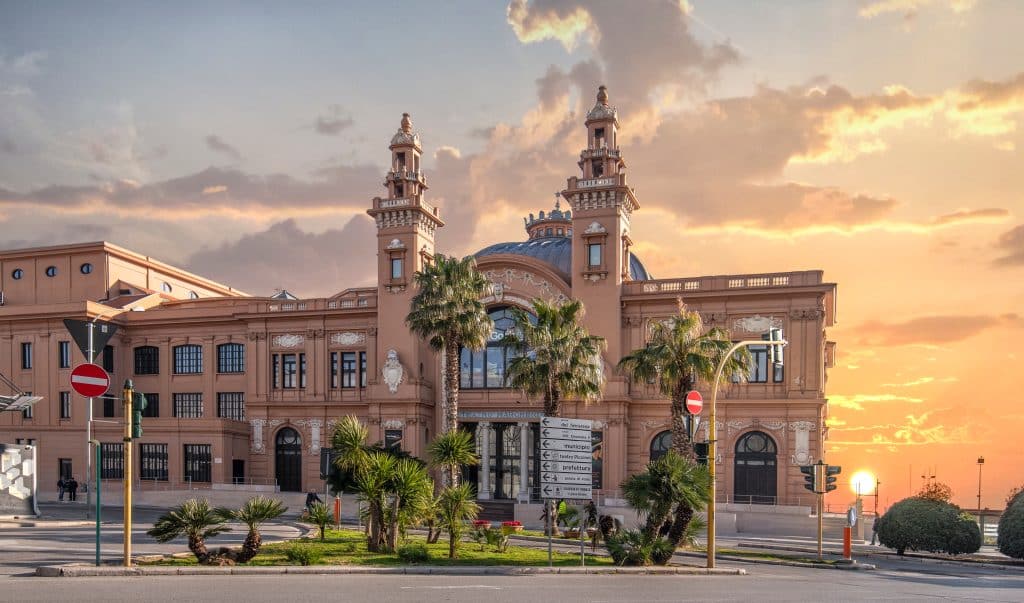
[334,496,341,528]
[843,526,852,560]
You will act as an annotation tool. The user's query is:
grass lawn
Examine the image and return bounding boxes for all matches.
[158,529,615,567]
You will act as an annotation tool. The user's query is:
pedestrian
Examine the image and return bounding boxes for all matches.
[305,490,323,512]
[870,516,879,546]
[57,476,66,502]
[68,476,79,502]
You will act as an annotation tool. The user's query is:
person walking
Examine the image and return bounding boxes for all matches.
[57,477,66,502]
[870,516,879,546]
[68,476,79,502]
[304,490,323,512]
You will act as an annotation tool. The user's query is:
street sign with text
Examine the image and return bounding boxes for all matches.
[539,449,592,463]
[540,438,591,453]
[540,416,592,431]
[540,460,591,474]
[539,427,591,441]
[541,471,591,485]
[540,484,593,499]
[539,416,593,500]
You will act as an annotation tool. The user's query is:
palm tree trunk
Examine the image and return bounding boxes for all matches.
[236,529,261,563]
[544,389,560,418]
[387,496,401,552]
[670,377,695,460]
[449,531,457,559]
[189,535,210,564]
[666,503,694,550]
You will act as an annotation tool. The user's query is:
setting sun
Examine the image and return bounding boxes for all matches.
[850,470,877,496]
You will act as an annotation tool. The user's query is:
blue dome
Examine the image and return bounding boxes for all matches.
[475,236,651,282]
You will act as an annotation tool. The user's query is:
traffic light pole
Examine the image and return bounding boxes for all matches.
[123,380,133,567]
[85,322,94,520]
[817,493,823,562]
[708,338,787,569]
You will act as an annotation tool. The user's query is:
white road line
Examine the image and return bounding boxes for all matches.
[400,585,503,590]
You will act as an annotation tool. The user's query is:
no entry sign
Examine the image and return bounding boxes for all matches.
[685,390,703,415]
[70,363,110,397]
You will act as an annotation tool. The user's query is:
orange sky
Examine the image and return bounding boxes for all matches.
[1,2,1021,509]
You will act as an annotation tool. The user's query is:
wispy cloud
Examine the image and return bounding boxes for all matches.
[204,135,242,160]
[313,105,354,136]
[829,393,925,411]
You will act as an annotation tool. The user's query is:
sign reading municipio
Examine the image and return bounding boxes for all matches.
[539,416,593,500]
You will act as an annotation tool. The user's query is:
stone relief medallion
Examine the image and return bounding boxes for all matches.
[732,315,783,334]
[382,349,405,394]
[382,419,404,429]
[584,220,607,234]
[272,333,305,348]
[386,238,405,249]
[331,331,366,346]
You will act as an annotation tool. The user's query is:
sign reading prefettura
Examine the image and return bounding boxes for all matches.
[539,416,593,500]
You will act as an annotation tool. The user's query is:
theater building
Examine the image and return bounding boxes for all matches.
[0,87,837,513]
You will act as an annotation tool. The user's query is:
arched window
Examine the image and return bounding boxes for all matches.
[650,430,672,462]
[217,343,245,373]
[734,431,778,504]
[173,344,203,374]
[460,307,533,389]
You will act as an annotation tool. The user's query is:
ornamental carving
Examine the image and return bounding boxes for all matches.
[732,315,782,334]
[250,419,266,453]
[386,238,405,249]
[381,348,405,394]
[788,421,816,431]
[641,419,669,431]
[382,419,404,429]
[790,309,824,321]
[272,334,305,348]
[331,331,366,346]
[591,420,606,430]
[584,220,607,234]
[482,268,569,304]
[294,419,324,454]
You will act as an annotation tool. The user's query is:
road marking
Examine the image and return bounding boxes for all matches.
[401,585,503,590]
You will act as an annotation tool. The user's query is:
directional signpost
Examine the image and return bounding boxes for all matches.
[539,415,593,567]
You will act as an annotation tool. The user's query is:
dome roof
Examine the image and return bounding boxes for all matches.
[475,236,651,283]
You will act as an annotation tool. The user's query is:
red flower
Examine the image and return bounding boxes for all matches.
[501,521,522,527]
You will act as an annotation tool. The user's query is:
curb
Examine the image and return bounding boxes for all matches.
[736,542,1018,570]
[35,564,747,578]
[673,550,875,571]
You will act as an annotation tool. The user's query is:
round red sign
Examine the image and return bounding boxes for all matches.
[685,390,703,415]
[70,363,110,397]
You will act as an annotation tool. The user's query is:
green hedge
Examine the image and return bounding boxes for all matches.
[876,497,980,556]
[997,497,1024,559]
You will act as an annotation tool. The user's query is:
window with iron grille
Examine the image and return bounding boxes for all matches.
[173,344,203,374]
[139,444,168,481]
[217,343,245,373]
[142,393,159,418]
[21,342,32,369]
[58,341,71,369]
[173,393,203,418]
[100,443,124,479]
[217,392,245,421]
[59,391,71,419]
[183,444,212,483]
[134,346,159,374]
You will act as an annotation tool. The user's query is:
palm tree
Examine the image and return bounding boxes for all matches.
[428,429,479,489]
[621,451,711,564]
[147,498,231,564]
[437,483,480,559]
[406,254,493,446]
[381,456,434,552]
[618,300,750,458]
[219,495,287,563]
[331,415,372,471]
[301,501,331,542]
[503,298,605,417]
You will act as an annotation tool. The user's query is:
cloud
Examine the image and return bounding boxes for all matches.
[857,0,978,19]
[313,105,354,136]
[506,0,596,52]
[185,216,377,297]
[932,207,1009,226]
[0,51,47,76]
[993,224,1024,266]
[204,134,242,160]
[829,393,924,411]
[855,314,1024,346]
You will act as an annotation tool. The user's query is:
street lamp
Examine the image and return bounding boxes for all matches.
[976,456,985,510]
[706,336,786,569]
[874,478,881,516]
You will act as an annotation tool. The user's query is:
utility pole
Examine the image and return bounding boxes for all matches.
[123,379,133,567]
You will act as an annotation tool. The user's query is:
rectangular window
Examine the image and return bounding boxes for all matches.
[142,393,159,418]
[100,443,124,479]
[58,341,71,369]
[173,344,203,374]
[139,444,168,481]
[747,346,769,383]
[59,391,71,419]
[486,347,504,388]
[183,444,212,483]
[341,352,357,388]
[300,353,307,389]
[384,429,403,451]
[592,431,604,489]
[103,396,115,418]
[21,342,32,369]
[134,346,160,375]
[391,257,403,280]
[102,345,114,372]
[330,352,339,388]
[588,243,602,267]
[282,354,296,388]
[217,392,245,421]
[173,393,203,418]
[22,392,33,419]
[360,352,367,388]
[272,354,280,389]
[217,343,245,373]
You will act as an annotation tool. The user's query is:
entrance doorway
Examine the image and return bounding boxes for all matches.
[275,427,302,492]
[232,459,245,485]
[733,431,777,504]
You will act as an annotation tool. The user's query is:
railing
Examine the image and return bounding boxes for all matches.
[265,294,375,313]
[623,270,825,296]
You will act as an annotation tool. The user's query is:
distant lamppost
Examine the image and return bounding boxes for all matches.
[976,456,985,510]
[874,478,881,516]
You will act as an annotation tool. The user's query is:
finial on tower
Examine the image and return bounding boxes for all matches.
[597,85,608,105]
[401,112,413,133]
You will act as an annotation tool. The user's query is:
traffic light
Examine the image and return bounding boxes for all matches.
[800,465,817,492]
[131,392,147,439]
[768,327,784,366]
[825,464,842,493]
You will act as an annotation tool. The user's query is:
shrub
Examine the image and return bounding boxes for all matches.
[300,501,331,542]
[605,529,673,566]
[876,496,981,556]
[397,542,431,563]
[284,543,323,566]
[997,495,1024,559]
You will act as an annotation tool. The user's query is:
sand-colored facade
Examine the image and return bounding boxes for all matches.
[0,88,836,509]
